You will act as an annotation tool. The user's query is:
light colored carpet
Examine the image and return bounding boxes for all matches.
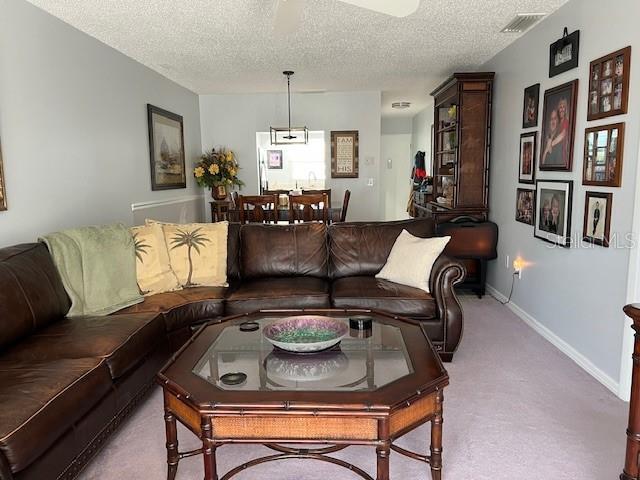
[78,296,628,479]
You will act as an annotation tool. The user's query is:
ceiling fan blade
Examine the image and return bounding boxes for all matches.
[274,0,305,35]
[338,0,420,17]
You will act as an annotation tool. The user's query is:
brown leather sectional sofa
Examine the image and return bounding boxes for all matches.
[0,218,464,480]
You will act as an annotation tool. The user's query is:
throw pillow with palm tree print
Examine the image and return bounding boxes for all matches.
[158,221,229,288]
[130,224,181,295]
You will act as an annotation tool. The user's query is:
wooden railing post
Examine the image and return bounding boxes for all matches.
[622,304,640,480]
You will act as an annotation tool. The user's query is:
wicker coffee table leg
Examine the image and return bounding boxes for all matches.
[164,411,179,480]
[202,417,218,480]
[430,389,443,480]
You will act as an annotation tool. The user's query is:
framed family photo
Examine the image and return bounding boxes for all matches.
[549,29,580,77]
[588,46,631,120]
[147,104,186,191]
[522,83,540,128]
[518,132,536,184]
[539,80,578,171]
[515,188,535,225]
[534,180,573,247]
[266,150,283,169]
[583,123,624,187]
[583,191,612,247]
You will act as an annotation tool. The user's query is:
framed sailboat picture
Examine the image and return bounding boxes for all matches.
[147,104,186,190]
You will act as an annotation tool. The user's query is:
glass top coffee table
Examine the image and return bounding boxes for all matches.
[157,309,448,480]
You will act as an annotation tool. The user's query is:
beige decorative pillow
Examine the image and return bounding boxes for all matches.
[150,220,228,288]
[375,230,450,293]
[130,224,181,296]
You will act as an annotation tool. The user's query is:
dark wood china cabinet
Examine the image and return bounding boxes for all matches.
[414,72,494,224]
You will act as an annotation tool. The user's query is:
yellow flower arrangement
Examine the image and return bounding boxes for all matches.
[193,147,244,189]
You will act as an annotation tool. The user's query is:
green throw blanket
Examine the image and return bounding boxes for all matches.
[40,224,143,317]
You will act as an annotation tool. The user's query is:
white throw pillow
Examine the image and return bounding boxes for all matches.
[375,230,450,293]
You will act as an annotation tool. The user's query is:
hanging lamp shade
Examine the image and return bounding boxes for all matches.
[270,71,308,145]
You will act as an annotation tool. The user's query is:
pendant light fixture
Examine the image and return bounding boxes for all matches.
[270,70,309,145]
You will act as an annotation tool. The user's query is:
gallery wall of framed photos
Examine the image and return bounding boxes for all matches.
[485,0,640,400]
[515,26,633,249]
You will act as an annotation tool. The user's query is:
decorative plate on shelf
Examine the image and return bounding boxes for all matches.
[262,315,349,353]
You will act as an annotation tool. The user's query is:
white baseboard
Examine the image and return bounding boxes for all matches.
[486,284,622,399]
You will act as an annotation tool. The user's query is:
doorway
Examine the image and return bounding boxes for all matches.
[256,131,326,192]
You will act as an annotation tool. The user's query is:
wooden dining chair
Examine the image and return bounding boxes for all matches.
[302,189,331,208]
[262,189,289,196]
[288,193,329,224]
[340,190,351,222]
[229,191,240,222]
[238,194,278,224]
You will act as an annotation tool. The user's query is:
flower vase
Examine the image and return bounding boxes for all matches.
[212,185,227,200]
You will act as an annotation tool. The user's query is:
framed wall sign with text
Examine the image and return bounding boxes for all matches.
[331,130,359,178]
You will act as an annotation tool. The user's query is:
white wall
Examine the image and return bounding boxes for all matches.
[199,91,382,222]
[0,0,203,247]
[381,117,412,220]
[483,0,640,394]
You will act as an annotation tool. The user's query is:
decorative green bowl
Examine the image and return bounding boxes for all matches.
[263,315,349,353]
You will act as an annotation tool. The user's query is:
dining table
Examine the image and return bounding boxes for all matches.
[220,204,342,223]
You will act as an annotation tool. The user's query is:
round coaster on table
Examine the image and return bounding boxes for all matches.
[239,321,259,332]
[220,372,247,386]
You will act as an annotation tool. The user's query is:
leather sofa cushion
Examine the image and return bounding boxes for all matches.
[3,313,164,380]
[240,223,328,279]
[225,277,330,315]
[331,276,437,318]
[116,287,227,332]
[0,243,70,350]
[328,218,435,279]
[0,358,111,473]
[227,222,241,281]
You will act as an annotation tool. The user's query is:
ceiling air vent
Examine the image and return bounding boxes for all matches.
[391,101,411,109]
[501,13,546,33]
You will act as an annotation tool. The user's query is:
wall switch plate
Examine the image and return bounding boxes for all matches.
[367,178,374,186]
[387,158,393,169]
[505,255,510,269]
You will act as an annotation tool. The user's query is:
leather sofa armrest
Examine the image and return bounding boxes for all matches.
[0,451,13,480]
[429,254,466,356]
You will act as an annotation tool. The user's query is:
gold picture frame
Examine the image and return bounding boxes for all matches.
[0,141,6,211]
[331,130,359,178]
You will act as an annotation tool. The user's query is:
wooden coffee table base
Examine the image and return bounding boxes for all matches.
[162,389,444,480]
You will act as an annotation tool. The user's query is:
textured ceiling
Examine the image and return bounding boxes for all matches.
[27,0,569,117]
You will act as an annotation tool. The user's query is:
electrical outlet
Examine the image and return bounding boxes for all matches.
[512,258,523,279]
[505,255,510,269]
